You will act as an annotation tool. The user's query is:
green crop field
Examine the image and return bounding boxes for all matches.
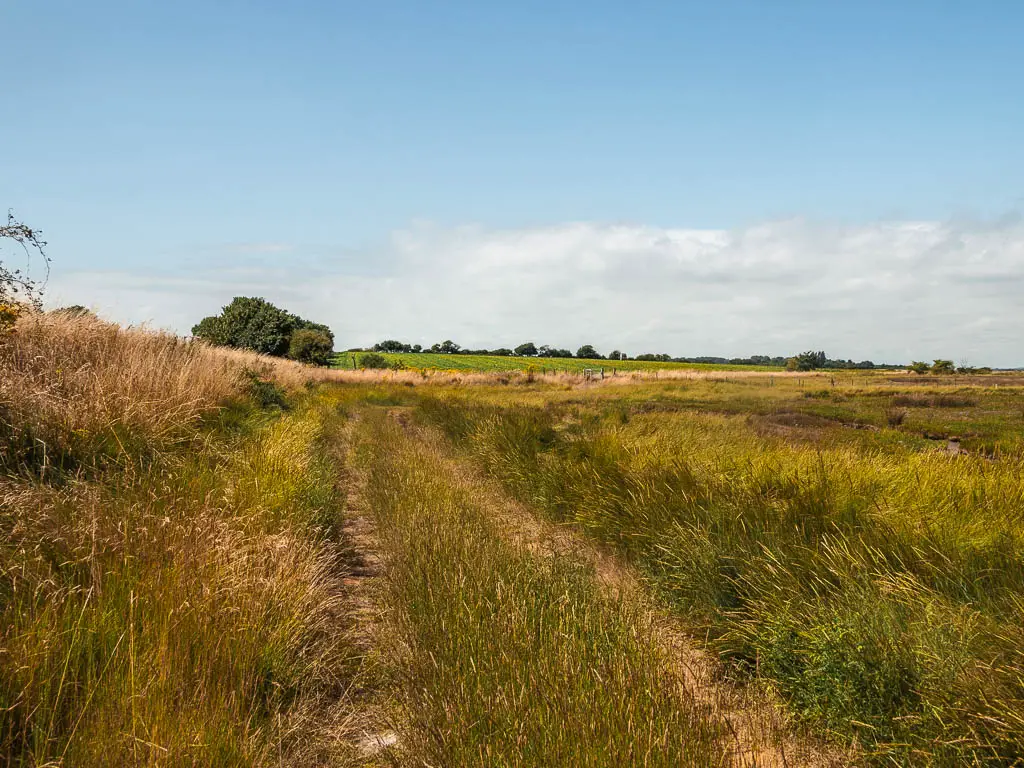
[332,350,782,373]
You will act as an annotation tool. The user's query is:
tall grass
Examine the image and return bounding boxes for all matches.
[0,313,361,766]
[418,393,1024,765]
[354,411,726,766]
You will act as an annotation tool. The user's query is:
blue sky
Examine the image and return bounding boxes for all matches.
[3,1,1024,362]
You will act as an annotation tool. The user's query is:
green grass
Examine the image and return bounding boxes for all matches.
[332,349,783,373]
[414,378,1024,765]
[354,408,727,766]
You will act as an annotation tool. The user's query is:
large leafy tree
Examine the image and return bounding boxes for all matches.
[576,344,602,360]
[192,297,334,358]
[514,341,538,357]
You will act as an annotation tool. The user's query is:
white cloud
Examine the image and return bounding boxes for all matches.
[44,216,1024,366]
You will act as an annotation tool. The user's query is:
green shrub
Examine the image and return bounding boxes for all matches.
[359,352,392,369]
[288,329,334,366]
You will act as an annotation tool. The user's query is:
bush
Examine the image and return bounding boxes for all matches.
[288,329,334,366]
[242,369,288,409]
[359,352,392,369]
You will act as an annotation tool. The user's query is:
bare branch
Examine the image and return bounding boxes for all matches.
[0,211,50,308]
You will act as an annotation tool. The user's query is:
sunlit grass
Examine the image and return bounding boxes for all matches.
[416,382,1024,764]
[354,410,727,766]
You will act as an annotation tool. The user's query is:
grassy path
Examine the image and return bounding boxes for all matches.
[351,406,726,766]
[346,404,851,766]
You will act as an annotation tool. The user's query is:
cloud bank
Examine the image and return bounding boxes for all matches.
[46,217,1024,366]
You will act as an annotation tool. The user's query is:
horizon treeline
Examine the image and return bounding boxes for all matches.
[360,339,900,369]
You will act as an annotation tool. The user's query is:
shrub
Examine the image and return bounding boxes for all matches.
[243,369,288,409]
[359,352,392,369]
[288,329,334,366]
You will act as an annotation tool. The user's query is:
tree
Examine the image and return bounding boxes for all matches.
[576,344,602,359]
[51,305,94,318]
[434,340,460,354]
[514,342,538,357]
[608,350,624,361]
[909,361,930,375]
[931,359,955,375]
[374,339,409,353]
[288,329,334,365]
[192,297,333,357]
[792,350,826,371]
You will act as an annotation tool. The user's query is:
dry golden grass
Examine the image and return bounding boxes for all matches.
[0,312,367,766]
[0,312,246,469]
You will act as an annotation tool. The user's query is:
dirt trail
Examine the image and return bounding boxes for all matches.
[391,409,856,768]
[329,416,401,764]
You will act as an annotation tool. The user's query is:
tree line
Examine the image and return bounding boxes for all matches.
[180,299,987,374]
[364,341,897,369]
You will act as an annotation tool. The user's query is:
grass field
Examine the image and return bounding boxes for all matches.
[412,374,1024,764]
[7,313,1024,766]
[332,349,784,373]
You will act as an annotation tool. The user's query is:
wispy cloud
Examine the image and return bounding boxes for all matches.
[45,216,1024,366]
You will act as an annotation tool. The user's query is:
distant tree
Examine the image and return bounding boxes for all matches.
[359,352,392,369]
[438,340,461,354]
[412,343,422,353]
[374,339,409,353]
[931,359,955,375]
[909,361,930,375]
[288,329,334,365]
[608,350,624,361]
[1,212,49,310]
[491,348,513,356]
[785,357,799,372]
[51,305,95,318]
[192,297,333,357]
[792,350,826,371]
[514,342,538,357]
[576,344,602,360]
[635,353,671,362]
